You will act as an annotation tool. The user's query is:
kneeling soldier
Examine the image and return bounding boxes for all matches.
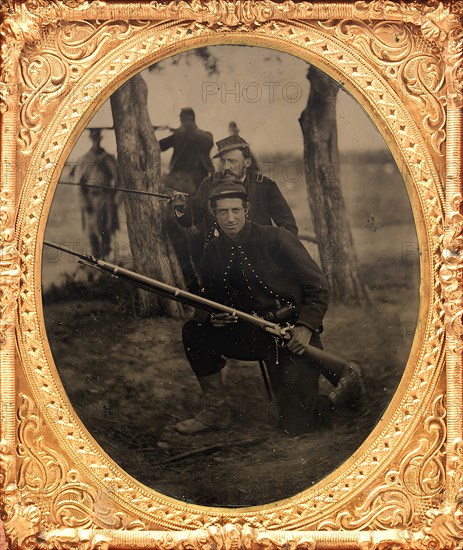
[175,182,363,436]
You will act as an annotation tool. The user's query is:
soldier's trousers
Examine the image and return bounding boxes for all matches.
[182,319,334,436]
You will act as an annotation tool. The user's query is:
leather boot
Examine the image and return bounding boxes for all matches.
[329,361,365,411]
[175,372,231,434]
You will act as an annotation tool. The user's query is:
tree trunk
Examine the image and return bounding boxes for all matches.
[299,67,370,305]
[110,74,185,318]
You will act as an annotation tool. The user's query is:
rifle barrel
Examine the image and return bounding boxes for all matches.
[43,242,287,339]
[59,180,173,200]
[84,125,175,131]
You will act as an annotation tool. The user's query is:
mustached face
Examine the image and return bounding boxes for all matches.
[213,197,248,238]
[219,149,251,180]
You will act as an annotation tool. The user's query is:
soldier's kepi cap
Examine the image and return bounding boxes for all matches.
[213,134,249,158]
[209,181,249,204]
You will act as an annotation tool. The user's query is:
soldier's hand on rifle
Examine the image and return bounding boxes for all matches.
[287,325,312,355]
[210,312,238,327]
[169,191,189,214]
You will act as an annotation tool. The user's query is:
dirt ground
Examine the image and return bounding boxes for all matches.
[43,257,417,508]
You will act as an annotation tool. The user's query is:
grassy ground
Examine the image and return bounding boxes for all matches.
[43,256,417,508]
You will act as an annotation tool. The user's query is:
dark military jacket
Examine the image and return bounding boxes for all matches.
[160,126,214,189]
[176,170,298,241]
[199,222,328,331]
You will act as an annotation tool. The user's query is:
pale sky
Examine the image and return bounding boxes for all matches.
[67,45,388,163]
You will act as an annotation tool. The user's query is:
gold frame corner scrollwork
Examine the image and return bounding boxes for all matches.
[1,1,463,548]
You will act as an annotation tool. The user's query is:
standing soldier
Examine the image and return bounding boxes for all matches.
[74,128,121,259]
[159,108,214,292]
[228,121,240,136]
[228,121,260,172]
[160,107,214,194]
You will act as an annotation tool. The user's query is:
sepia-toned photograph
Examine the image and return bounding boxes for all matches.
[42,45,419,508]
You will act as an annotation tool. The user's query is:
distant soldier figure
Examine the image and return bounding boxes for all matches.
[228,120,240,136]
[74,128,120,259]
[227,122,260,172]
[160,107,214,195]
[159,108,214,292]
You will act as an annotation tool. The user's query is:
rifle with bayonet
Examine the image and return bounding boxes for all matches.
[45,241,291,341]
[43,241,343,368]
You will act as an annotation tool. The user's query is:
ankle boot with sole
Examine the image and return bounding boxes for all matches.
[175,372,231,434]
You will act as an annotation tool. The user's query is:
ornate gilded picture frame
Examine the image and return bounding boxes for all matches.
[1,1,462,548]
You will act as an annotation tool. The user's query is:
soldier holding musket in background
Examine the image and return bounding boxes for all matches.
[72,128,121,259]
[159,107,214,194]
[175,182,364,436]
[159,107,214,292]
